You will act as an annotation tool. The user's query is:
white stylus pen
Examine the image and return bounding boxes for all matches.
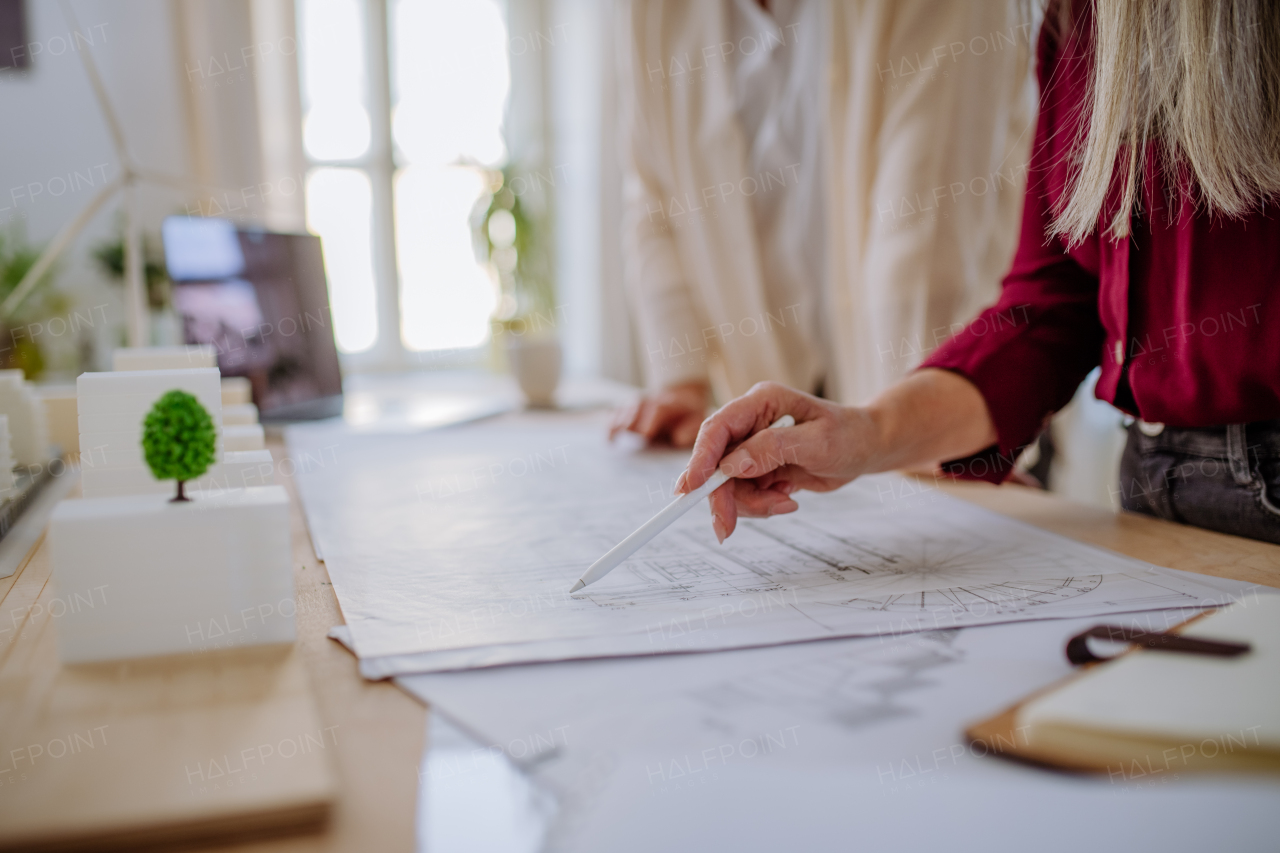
[569,414,796,593]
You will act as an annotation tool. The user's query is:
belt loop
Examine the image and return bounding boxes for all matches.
[1226,424,1253,486]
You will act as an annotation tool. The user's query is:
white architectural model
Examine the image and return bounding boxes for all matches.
[48,359,290,664]
[35,385,78,455]
[78,368,222,498]
[76,451,275,497]
[221,376,252,406]
[223,403,260,425]
[50,486,295,662]
[112,345,217,371]
[114,346,253,409]
[223,424,266,452]
[0,370,50,467]
[76,365,272,498]
[0,416,15,496]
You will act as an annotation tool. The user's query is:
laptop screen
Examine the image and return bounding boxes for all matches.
[162,216,343,421]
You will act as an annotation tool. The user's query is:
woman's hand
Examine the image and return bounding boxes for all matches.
[674,371,999,543]
[608,380,709,448]
[674,382,880,542]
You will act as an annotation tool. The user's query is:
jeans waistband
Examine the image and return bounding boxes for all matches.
[1129,418,1280,462]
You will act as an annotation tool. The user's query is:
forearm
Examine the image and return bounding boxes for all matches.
[860,368,997,474]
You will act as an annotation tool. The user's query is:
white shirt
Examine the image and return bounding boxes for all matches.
[729,0,828,393]
[619,0,1035,404]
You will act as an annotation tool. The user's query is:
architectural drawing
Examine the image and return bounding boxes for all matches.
[832,577,1105,613]
[288,414,1255,675]
[681,631,965,733]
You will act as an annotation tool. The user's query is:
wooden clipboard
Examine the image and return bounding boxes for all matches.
[960,610,1274,776]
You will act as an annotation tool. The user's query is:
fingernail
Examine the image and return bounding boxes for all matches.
[736,456,755,475]
[674,472,687,495]
[712,513,726,544]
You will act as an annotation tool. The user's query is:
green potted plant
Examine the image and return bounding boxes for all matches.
[471,163,561,407]
[142,390,217,502]
[0,227,73,379]
[91,232,170,309]
[92,223,176,343]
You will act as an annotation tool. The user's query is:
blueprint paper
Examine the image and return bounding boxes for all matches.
[401,613,1280,853]
[288,411,1232,673]
[335,568,1253,678]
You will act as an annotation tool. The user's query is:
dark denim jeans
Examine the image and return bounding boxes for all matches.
[1119,419,1280,545]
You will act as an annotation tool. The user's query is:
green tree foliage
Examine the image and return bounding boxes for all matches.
[142,390,217,502]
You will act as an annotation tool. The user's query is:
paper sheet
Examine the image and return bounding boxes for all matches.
[397,609,1280,853]
[338,568,1249,678]
[290,411,1233,674]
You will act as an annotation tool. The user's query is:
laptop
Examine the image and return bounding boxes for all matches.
[161,216,343,422]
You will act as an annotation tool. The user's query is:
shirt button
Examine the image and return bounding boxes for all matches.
[1138,421,1165,437]
[1114,340,1124,363]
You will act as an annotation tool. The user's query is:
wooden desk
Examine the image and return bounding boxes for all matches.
[3,444,1279,852]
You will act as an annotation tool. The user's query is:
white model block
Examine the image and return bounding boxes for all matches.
[0,371,50,466]
[223,423,265,452]
[78,368,222,407]
[76,410,158,433]
[221,376,252,406]
[79,466,157,497]
[49,486,294,663]
[112,345,218,371]
[76,369,223,474]
[224,403,259,425]
[79,450,276,499]
[77,392,225,417]
[37,384,78,455]
[204,450,276,490]
[0,416,14,495]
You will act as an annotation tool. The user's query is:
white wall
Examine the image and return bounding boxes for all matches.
[2,0,626,382]
[0,0,300,376]
[0,0,189,374]
[534,0,632,383]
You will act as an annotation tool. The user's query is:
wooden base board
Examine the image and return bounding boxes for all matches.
[0,641,336,851]
[0,490,336,852]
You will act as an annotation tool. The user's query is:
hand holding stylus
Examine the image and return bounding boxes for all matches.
[675,382,877,542]
[569,412,796,593]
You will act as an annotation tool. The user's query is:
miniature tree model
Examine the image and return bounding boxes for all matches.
[142,390,217,502]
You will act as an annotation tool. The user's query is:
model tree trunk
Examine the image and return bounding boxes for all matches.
[174,479,189,503]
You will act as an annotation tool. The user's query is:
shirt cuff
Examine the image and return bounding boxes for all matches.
[920,366,1040,485]
[938,442,1019,484]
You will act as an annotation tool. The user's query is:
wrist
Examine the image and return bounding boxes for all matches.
[846,403,890,476]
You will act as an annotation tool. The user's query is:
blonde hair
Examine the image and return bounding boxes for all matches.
[1053,0,1280,244]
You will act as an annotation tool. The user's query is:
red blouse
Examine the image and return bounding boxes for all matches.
[922,3,1280,483]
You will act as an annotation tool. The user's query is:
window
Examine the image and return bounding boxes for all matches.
[296,0,510,363]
